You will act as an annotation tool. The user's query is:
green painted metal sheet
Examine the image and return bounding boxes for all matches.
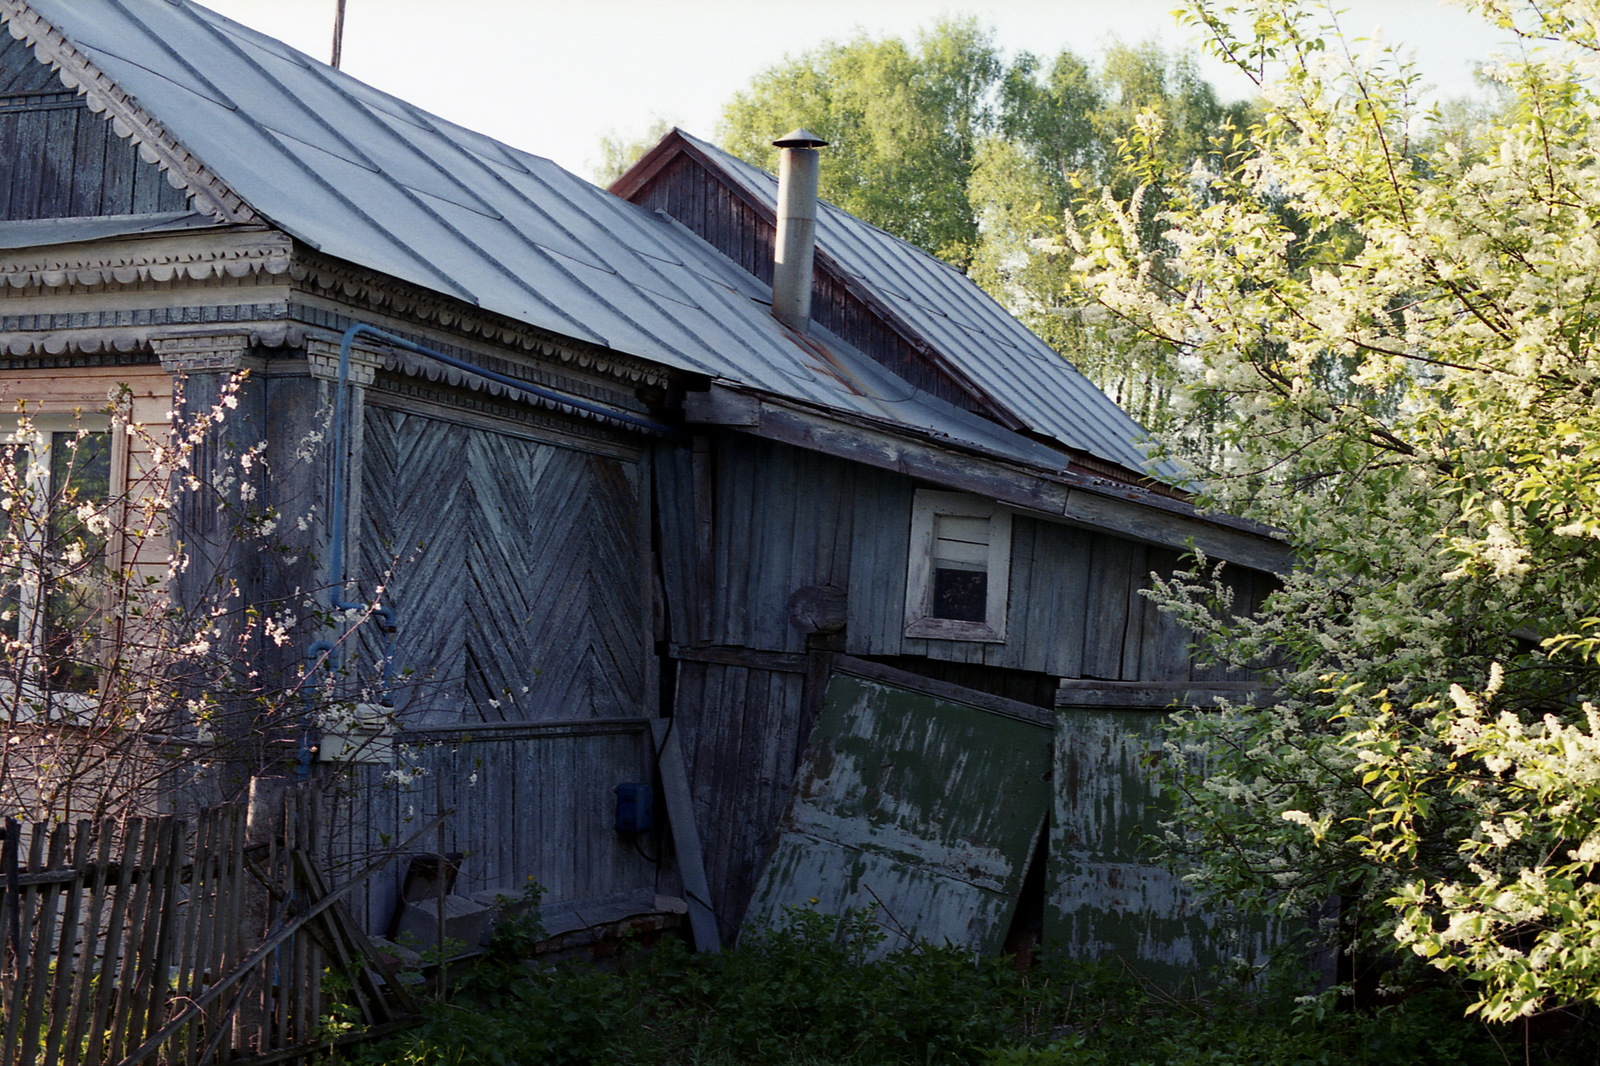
[1047,708,1277,984]
[746,669,1050,953]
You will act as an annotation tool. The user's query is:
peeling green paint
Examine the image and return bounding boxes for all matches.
[1047,709,1278,985]
[746,670,1049,953]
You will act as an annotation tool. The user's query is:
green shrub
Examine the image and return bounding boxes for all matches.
[353,907,1586,1066]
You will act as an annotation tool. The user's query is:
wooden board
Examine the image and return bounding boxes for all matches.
[1047,708,1280,984]
[745,666,1050,954]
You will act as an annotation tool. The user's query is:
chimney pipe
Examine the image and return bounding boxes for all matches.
[771,129,828,333]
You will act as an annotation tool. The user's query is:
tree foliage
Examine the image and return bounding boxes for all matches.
[592,116,676,187]
[0,377,384,822]
[717,26,1250,439]
[720,17,1001,267]
[1072,0,1600,1022]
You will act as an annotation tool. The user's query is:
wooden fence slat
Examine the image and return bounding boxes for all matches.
[85,818,141,1065]
[0,819,17,981]
[5,821,50,1064]
[138,817,185,1048]
[18,822,71,1066]
[61,820,115,1066]
[290,789,316,1049]
[188,809,224,1063]
[268,789,289,1056]
[172,809,214,1066]
[41,820,91,1066]
[0,819,24,1066]
[220,803,248,1059]
[106,818,160,1063]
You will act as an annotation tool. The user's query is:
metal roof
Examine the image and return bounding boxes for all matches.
[671,132,1172,478]
[7,0,1164,480]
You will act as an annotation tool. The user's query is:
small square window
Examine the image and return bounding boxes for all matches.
[905,490,1010,642]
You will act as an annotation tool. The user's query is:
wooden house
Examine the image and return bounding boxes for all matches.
[0,0,1290,978]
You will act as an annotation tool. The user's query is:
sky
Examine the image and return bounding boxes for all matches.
[201,0,1518,182]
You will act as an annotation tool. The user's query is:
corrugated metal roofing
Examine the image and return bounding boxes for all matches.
[673,132,1172,478]
[8,0,1162,479]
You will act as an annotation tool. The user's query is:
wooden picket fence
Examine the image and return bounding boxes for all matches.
[0,784,421,1065]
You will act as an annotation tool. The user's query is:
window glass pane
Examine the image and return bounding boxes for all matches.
[44,431,111,692]
[931,512,989,622]
[932,566,988,622]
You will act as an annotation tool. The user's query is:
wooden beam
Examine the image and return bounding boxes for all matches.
[1056,680,1265,709]
[667,645,809,674]
[398,717,650,744]
[834,655,1053,728]
[650,718,721,953]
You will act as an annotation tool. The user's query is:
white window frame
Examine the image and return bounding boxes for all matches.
[0,412,121,713]
[904,489,1011,643]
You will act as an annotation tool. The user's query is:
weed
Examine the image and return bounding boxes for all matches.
[350,907,1587,1066]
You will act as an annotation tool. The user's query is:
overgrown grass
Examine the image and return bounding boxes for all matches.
[351,910,1588,1066]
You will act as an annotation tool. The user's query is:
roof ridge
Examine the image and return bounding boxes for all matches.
[0,0,257,224]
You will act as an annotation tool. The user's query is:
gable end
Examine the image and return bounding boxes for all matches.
[0,32,189,220]
[1,2,257,224]
[618,140,1004,423]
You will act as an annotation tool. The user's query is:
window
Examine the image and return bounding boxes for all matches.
[1,416,115,695]
[904,490,1011,642]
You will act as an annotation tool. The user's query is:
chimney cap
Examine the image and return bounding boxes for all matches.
[773,128,828,149]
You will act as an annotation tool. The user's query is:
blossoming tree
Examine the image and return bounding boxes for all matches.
[1072,0,1600,1021]
[0,373,372,824]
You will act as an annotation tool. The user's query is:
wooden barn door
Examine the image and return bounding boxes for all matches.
[1047,708,1278,984]
[744,661,1050,954]
[359,407,646,721]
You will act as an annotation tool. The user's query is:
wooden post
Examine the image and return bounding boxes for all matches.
[235,775,288,1054]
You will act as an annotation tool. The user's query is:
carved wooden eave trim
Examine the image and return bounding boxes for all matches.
[0,230,295,291]
[289,248,678,391]
[1,321,303,359]
[0,1,259,225]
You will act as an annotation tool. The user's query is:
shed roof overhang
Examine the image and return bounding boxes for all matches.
[683,382,1291,575]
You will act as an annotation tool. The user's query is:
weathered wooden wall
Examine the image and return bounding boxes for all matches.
[322,719,658,930]
[0,33,189,221]
[653,430,1275,944]
[358,403,648,722]
[665,432,1268,683]
[327,399,658,926]
[666,650,817,941]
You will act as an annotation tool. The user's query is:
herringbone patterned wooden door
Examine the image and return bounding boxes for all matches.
[359,408,645,723]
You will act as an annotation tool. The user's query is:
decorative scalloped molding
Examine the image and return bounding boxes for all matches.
[0,1,258,225]
[0,231,294,290]
[3,321,303,358]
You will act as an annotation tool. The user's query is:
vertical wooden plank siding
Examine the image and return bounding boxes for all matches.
[669,658,813,938]
[683,433,1247,685]
[0,40,189,222]
[650,442,699,649]
[1048,708,1279,984]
